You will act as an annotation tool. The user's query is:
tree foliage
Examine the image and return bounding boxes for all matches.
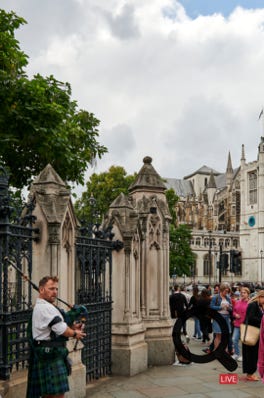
[75,165,136,223]
[169,224,196,277]
[165,188,195,277]
[0,9,107,189]
[165,188,178,225]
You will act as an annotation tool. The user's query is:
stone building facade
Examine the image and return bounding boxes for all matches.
[165,136,264,284]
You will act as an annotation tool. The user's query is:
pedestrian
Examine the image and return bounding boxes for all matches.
[26,276,86,398]
[189,286,202,340]
[169,284,189,344]
[210,283,232,352]
[213,284,220,295]
[242,290,264,381]
[180,284,191,305]
[232,287,250,361]
[197,288,211,344]
[257,314,264,383]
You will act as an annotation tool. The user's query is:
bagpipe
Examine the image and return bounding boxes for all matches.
[4,257,88,348]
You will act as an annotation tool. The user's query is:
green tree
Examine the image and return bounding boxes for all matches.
[165,187,195,277]
[169,224,195,277]
[75,165,136,223]
[165,188,178,225]
[0,9,107,189]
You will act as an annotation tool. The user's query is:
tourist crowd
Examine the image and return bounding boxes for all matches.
[170,282,264,382]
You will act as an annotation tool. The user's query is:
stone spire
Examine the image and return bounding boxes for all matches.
[226,152,233,188]
[30,164,70,223]
[207,170,216,205]
[207,170,216,188]
[226,151,233,174]
[241,144,246,163]
[128,156,166,194]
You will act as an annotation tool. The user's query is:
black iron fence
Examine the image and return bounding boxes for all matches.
[0,167,38,379]
[75,229,117,382]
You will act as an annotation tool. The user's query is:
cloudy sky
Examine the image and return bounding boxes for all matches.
[2,0,264,194]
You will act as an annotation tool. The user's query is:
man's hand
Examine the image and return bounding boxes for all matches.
[73,328,86,340]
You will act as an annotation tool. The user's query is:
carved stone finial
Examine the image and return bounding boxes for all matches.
[143,156,152,165]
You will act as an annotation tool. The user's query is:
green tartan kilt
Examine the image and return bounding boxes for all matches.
[26,346,70,397]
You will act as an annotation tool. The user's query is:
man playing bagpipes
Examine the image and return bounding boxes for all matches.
[26,276,87,398]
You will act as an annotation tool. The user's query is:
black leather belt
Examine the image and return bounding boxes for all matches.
[33,340,66,347]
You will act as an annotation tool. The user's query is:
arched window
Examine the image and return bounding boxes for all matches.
[204,238,209,247]
[203,254,209,276]
[233,239,238,248]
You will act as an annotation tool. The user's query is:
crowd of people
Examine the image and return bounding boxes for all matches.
[169,282,264,382]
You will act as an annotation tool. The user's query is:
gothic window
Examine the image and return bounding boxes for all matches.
[219,201,225,213]
[248,171,257,205]
[233,239,238,248]
[191,257,197,277]
[203,254,210,276]
[196,238,201,246]
[204,178,207,187]
[236,191,240,217]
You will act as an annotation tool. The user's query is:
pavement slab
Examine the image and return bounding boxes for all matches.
[85,324,264,398]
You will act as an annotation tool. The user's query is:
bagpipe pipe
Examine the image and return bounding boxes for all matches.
[4,257,88,348]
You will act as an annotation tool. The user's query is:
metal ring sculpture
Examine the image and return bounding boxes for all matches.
[172,307,238,372]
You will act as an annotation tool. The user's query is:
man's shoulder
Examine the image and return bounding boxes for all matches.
[34,298,58,314]
[35,298,53,307]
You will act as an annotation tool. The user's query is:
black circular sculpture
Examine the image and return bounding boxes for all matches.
[172,307,238,372]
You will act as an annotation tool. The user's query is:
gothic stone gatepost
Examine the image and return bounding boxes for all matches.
[106,193,148,376]
[107,157,174,376]
[29,164,86,398]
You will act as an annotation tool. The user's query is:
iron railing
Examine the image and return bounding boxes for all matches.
[75,233,114,382]
[0,167,38,379]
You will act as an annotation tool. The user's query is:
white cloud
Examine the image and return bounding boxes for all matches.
[2,0,264,190]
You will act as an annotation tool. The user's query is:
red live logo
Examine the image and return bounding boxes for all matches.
[219,373,238,384]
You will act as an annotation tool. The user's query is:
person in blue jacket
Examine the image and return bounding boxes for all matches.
[210,283,233,352]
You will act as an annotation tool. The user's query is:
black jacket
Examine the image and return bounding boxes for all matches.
[246,301,263,328]
[169,292,188,318]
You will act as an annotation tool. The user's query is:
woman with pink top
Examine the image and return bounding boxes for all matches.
[232,287,250,361]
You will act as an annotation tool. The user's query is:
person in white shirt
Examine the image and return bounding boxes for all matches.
[26,276,86,398]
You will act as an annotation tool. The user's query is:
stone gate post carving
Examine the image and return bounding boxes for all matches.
[106,156,174,376]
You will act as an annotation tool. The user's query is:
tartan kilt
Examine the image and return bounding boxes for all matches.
[26,346,69,397]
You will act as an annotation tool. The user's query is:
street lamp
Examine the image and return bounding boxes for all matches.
[214,248,218,282]
[219,241,223,283]
[260,250,263,286]
[208,231,212,285]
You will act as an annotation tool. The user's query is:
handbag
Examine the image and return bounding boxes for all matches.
[240,321,260,346]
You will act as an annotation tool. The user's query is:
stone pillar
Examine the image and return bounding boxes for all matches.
[30,164,78,307]
[107,156,175,374]
[111,240,148,375]
[106,195,148,376]
[66,340,86,398]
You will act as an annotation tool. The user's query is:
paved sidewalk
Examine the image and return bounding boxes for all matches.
[85,337,264,398]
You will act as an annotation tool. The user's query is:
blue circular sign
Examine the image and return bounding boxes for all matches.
[248,216,255,227]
